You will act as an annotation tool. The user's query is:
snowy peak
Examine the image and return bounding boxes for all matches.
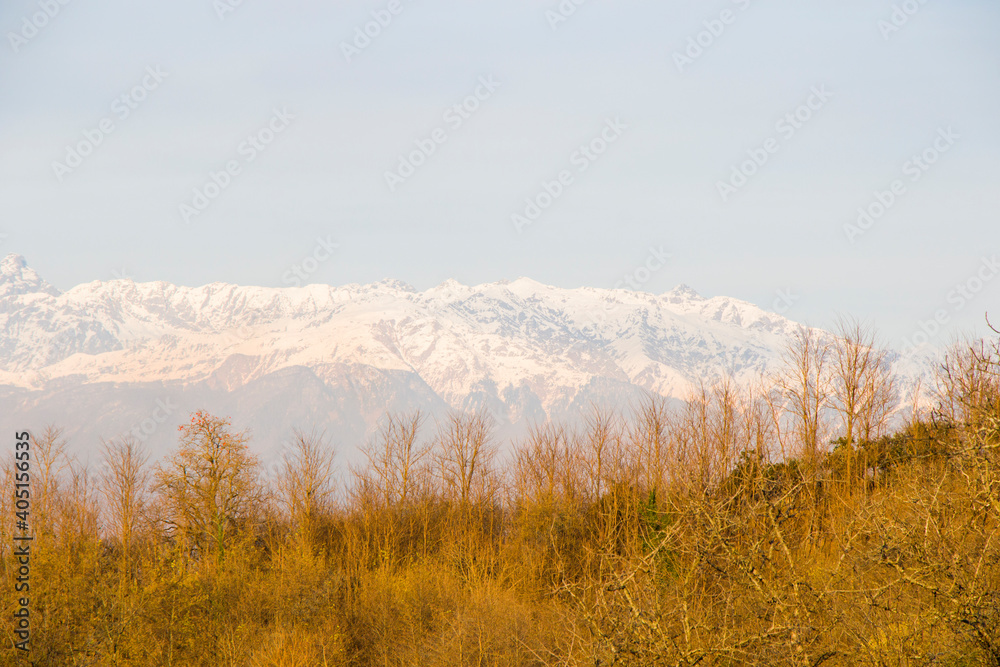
[374,278,416,293]
[665,283,705,303]
[0,254,60,298]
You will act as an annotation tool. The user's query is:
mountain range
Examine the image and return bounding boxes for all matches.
[0,253,930,467]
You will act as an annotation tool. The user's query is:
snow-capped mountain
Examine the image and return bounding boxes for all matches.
[0,254,929,464]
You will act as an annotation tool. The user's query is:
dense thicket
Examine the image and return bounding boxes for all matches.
[2,325,999,666]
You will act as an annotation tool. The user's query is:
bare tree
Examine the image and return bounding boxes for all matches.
[100,436,149,561]
[579,405,624,504]
[433,409,498,508]
[830,317,871,451]
[774,325,830,465]
[628,394,673,502]
[741,379,777,462]
[277,429,336,538]
[512,422,577,506]
[33,425,69,539]
[857,352,897,443]
[832,317,898,442]
[934,337,1000,431]
[67,461,100,531]
[355,411,430,509]
[829,317,897,488]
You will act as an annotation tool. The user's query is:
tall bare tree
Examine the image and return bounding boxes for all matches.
[100,436,149,555]
[434,409,498,508]
[579,405,624,504]
[628,395,673,502]
[355,411,430,509]
[831,318,898,443]
[277,429,336,539]
[512,422,577,506]
[33,425,69,540]
[829,318,897,489]
[774,325,830,465]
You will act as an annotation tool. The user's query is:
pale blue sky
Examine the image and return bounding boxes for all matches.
[1,0,998,345]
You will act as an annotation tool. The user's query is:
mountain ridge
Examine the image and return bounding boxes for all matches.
[0,253,931,463]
